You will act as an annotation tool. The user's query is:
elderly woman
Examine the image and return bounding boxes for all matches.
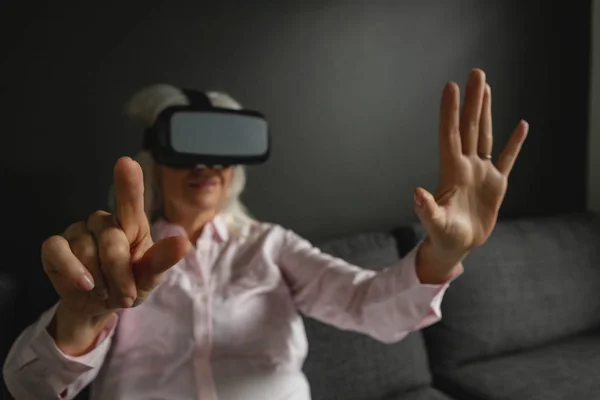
[3,69,527,400]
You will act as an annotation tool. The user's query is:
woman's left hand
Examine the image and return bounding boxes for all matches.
[414,69,529,283]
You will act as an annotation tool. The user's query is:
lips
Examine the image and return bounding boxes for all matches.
[188,177,219,188]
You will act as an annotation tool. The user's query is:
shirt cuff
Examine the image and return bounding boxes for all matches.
[397,242,462,330]
[29,303,118,372]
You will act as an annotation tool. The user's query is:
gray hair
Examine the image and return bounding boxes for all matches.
[109,84,255,234]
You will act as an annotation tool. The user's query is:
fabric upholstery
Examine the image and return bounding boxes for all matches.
[387,387,457,400]
[433,330,600,400]
[412,212,600,368]
[303,232,433,400]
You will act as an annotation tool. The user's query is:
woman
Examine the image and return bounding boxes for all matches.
[3,69,528,400]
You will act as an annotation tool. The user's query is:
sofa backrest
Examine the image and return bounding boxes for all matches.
[398,212,600,370]
[302,232,432,400]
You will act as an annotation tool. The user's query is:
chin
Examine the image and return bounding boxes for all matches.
[189,196,220,211]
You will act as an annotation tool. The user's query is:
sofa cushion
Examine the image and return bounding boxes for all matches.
[433,330,600,400]
[409,212,600,368]
[390,387,457,400]
[317,231,402,268]
[302,232,432,400]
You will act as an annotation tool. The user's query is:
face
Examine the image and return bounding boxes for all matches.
[155,164,233,218]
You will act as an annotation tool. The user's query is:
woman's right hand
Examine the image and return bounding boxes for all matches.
[41,157,191,355]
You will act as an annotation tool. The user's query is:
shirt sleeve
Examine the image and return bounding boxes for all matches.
[277,229,462,343]
[2,303,118,400]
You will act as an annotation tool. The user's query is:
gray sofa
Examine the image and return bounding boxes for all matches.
[3,212,600,399]
[305,211,600,399]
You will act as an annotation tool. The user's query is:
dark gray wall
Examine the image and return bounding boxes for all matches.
[1,1,590,245]
[589,0,600,212]
[0,1,590,317]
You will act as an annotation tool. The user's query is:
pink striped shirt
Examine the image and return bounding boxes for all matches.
[3,216,457,400]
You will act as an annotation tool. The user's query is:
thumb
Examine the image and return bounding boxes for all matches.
[413,187,446,234]
[133,235,192,291]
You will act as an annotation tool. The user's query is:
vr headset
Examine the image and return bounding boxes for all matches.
[143,88,270,168]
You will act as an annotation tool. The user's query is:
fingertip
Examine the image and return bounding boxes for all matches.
[442,83,460,114]
[414,186,427,197]
[114,156,129,172]
[116,155,134,165]
[113,156,144,200]
[175,234,193,256]
[471,68,486,82]
[166,235,192,267]
[114,156,140,176]
[519,120,529,138]
[444,82,458,95]
[416,187,433,198]
[76,274,95,292]
[414,188,424,208]
[414,187,435,209]
[119,296,135,309]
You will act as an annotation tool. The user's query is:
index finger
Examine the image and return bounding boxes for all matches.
[439,82,462,161]
[113,157,149,245]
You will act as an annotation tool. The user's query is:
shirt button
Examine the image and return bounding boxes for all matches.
[201,294,208,302]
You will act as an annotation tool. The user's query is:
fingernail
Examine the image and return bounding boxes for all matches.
[522,120,530,135]
[414,191,423,208]
[120,296,135,308]
[77,275,95,291]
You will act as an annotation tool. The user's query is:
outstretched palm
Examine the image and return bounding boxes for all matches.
[415,69,528,255]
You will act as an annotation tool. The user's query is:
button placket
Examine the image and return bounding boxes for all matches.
[192,238,219,399]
